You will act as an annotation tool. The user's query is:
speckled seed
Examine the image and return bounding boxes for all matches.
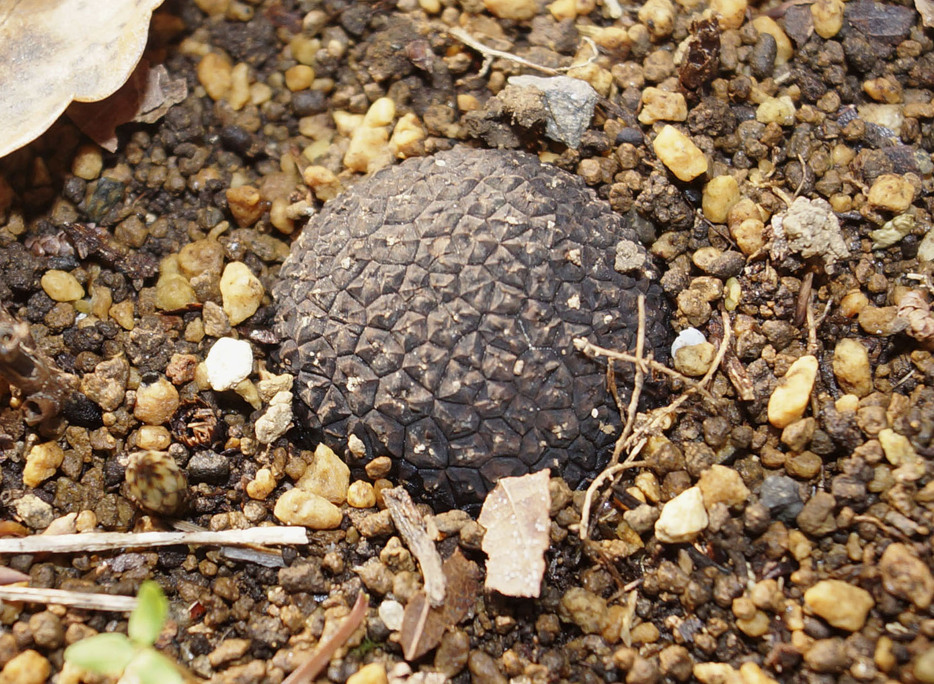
[220,261,264,325]
[804,580,874,631]
[767,355,818,428]
[40,270,84,302]
[273,488,342,529]
[134,376,180,425]
[125,450,188,516]
[653,125,707,182]
[833,339,872,397]
[23,441,64,488]
[868,173,915,212]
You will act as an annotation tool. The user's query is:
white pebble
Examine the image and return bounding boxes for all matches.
[378,599,405,631]
[655,486,709,543]
[205,337,253,391]
[671,327,706,357]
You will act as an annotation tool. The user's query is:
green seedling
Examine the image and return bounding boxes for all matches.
[64,580,184,684]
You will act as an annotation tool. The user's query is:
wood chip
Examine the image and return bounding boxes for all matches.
[382,487,446,607]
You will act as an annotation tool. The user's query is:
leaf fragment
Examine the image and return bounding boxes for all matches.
[399,550,480,661]
[63,632,136,676]
[478,469,551,598]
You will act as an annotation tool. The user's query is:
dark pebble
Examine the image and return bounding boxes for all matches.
[278,560,327,594]
[63,393,103,428]
[291,89,327,117]
[758,475,803,522]
[187,451,230,484]
[750,33,777,79]
[63,326,104,353]
[219,125,254,156]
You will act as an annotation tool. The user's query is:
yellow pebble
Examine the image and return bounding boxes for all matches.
[702,175,740,223]
[810,0,844,38]
[752,16,793,65]
[197,52,233,101]
[652,125,707,182]
[41,270,84,302]
[285,65,315,92]
[868,173,915,212]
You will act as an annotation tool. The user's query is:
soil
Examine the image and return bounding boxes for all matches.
[1,0,934,683]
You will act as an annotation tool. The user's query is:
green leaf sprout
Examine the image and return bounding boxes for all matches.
[64,580,183,684]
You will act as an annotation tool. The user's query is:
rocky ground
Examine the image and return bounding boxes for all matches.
[1,0,934,682]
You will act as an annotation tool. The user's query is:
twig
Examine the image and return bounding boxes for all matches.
[0,527,308,554]
[281,592,369,684]
[0,586,138,611]
[579,460,648,541]
[448,28,597,77]
[575,339,717,405]
[382,487,446,607]
[613,295,646,463]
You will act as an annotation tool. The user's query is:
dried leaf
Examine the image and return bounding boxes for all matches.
[898,291,934,344]
[67,61,187,152]
[399,550,480,662]
[478,469,551,598]
[0,0,165,158]
[918,0,934,27]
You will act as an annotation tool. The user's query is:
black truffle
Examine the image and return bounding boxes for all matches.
[273,148,668,507]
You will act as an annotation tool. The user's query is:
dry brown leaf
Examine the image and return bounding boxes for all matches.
[477,469,551,598]
[67,60,187,152]
[897,290,934,343]
[918,0,934,28]
[0,0,164,158]
[399,550,480,662]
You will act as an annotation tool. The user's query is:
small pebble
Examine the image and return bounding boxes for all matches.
[365,456,393,479]
[136,425,171,450]
[226,185,265,227]
[297,443,350,505]
[273,488,343,529]
[483,0,537,19]
[220,261,264,325]
[347,663,388,684]
[40,270,84,302]
[378,599,405,631]
[653,125,708,182]
[697,465,750,509]
[655,486,709,543]
[804,580,874,630]
[811,0,844,38]
[702,176,740,224]
[205,337,253,391]
[671,327,706,357]
[284,65,315,92]
[347,481,377,508]
[246,468,276,500]
[751,16,793,64]
[768,355,818,428]
[71,144,103,180]
[254,391,293,444]
[878,428,924,479]
[13,494,54,529]
[879,542,934,609]
[638,88,687,124]
[756,96,796,126]
[710,0,747,29]
[23,441,64,488]
[0,649,51,684]
[155,273,197,311]
[134,376,180,425]
[559,587,608,634]
[914,647,934,684]
[868,173,915,212]
[673,342,716,376]
[198,52,232,101]
[832,338,872,397]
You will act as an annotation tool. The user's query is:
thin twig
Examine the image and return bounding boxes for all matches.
[614,295,646,463]
[448,28,598,76]
[0,527,308,554]
[281,592,369,684]
[0,586,138,611]
[579,460,648,542]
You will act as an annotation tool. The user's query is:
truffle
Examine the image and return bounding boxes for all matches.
[273,148,668,507]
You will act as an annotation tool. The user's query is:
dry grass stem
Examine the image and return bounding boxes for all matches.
[0,527,308,555]
[0,586,138,612]
[281,592,369,684]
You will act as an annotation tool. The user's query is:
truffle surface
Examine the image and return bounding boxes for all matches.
[274,148,668,506]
